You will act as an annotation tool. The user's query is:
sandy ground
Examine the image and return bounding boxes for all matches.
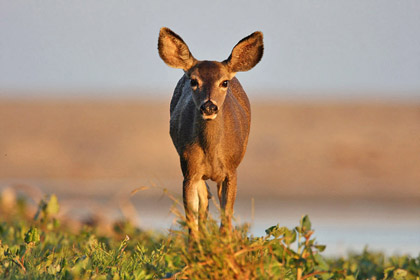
[0,97,419,200]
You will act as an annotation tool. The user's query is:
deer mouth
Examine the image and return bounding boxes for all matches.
[202,113,217,120]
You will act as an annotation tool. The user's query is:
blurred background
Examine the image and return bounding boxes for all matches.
[1,1,419,256]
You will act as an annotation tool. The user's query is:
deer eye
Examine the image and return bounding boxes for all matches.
[190,79,198,88]
[221,80,229,88]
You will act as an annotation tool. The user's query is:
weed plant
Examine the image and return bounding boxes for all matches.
[0,194,419,279]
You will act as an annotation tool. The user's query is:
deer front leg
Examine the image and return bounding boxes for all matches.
[183,178,209,238]
[217,172,237,231]
[183,178,199,238]
[197,181,210,225]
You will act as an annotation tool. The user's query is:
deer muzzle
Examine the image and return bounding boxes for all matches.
[200,100,218,120]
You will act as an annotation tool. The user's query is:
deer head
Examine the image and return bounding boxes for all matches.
[158,27,263,120]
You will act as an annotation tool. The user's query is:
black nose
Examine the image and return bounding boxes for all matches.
[200,101,218,115]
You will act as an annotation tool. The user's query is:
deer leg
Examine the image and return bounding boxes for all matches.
[218,172,237,231]
[197,180,210,226]
[183,178,199,237]
[217,182,224,207]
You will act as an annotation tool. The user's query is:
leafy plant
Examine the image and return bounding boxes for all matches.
[0,192,419,279]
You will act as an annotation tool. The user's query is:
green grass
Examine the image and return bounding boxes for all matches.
[0,194,419,279]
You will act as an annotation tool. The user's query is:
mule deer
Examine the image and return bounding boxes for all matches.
[158,27,263,235]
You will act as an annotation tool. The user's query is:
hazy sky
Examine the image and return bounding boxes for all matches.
[1,1,420,98]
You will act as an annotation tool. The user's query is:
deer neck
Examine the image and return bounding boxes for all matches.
[195,110,224,151]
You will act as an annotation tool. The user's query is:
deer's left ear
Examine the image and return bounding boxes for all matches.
[223,31,264,73]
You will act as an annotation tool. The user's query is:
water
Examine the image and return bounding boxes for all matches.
[237,197,420,256]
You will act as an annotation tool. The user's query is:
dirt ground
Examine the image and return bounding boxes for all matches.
[1,97,419,201]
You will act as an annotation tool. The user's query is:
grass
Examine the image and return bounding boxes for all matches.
[0,193,419,279]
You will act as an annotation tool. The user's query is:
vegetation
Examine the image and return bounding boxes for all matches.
[0,193,419,279]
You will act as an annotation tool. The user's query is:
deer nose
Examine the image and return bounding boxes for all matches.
[200,101,218,116]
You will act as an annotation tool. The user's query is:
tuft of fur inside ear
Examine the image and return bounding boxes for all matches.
[224,31,264,73]
[158,27,196,71]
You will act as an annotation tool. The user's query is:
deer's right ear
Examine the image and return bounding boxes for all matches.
[158,27,197,71]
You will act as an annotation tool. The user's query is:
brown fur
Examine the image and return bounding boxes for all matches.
[158,27,263,234]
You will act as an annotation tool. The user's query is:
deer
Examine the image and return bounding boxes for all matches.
[157,27,263,237]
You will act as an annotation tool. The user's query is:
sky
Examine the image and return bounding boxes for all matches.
[1,1,420,99]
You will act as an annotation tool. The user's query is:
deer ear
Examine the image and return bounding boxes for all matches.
[158,27,197,71]
[224,31,264,73]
